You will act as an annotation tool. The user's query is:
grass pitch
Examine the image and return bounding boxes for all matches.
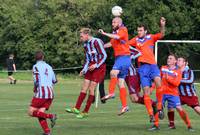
[0,75,200,135]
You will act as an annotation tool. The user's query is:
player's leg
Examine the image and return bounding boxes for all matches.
[194,106,200,115]
[29,99,55,119]
[118,78,129,115]
[138,64,155,122]
[117,57,131,115]
[77,81,97,119]
[184,96,200,115]
[172,95,193,130]
[28,99,56,135]
[150,94,168,130]
[101,69,119,100]
[37,108,51,135]
[176,106,193,130]
[167,109,175,129]
[152,64,164,120]
[8,72,15,84]
[102,57,122,100]
[66,79,90,114]
[99,79,106,103]
[84,81,96,112]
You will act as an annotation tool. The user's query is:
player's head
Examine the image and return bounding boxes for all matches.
[9,54,14,59]
[177,56,188,68]
[137,24,148,38]
[112,17,123,31]
[80,28,92,42]
[35,50,44,61]
[167,54,177,66]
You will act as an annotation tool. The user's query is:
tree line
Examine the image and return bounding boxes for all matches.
[0,0,200,71]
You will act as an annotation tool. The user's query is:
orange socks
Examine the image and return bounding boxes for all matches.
[154,112,159,127]
[120,87,127,107]
[108,77,118,94]
[156,86,163,110]
[144,94,153,116]
[178,110,191,128]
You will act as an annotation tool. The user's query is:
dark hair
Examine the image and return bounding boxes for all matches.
[35,50,44,61]
[169,53,178,60]
[137,24,148,31]
[178,56,188,64]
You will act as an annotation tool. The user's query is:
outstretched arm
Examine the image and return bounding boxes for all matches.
[98,29,120,39]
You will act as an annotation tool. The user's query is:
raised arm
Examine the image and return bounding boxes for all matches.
[160,17,166,36]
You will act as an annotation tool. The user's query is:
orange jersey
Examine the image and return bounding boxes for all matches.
[128,33,163,64]
[110,26,130,57]
[161,65,182,96]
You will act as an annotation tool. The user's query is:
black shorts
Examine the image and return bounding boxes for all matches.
[8,71,13,76]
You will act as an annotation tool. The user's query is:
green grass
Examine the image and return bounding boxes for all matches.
[0,78,200,135]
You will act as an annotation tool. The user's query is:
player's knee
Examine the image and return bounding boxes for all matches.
[110,70,118,78]
[194,106,200,113]
[176,106,183,111]
[28,109,33,116]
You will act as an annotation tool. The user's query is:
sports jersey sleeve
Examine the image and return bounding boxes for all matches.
[51,68,57,84]
[128,37,137,47]
[94,39,107,68]
[33,65,39,92]
[166,70,182,87]
[117,28,127,40]
[181,70,194,84]
[82,51,90,74]
[130,46,141,59]
[151,33,163,42]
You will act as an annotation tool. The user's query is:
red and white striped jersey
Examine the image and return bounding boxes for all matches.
[33,61,57,99]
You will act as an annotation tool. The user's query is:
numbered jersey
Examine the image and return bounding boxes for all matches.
[33,61,57,99]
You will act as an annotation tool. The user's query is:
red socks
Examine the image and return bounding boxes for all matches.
[38,118,50,134]
[32,111,53,119]
[120,87,127,107]
[75,92,86,109]
[83,95,95,113]
[168,111,175,126]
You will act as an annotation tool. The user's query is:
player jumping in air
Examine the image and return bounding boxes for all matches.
[99,17,131,115]
[128,17,166,122]
[65,28,107,119]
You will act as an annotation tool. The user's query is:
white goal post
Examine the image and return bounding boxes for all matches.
[155,40,200,63]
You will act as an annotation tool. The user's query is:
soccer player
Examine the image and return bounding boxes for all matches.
[65,28,107,118]
[125,47,157,115]
[99,17,131,115]
[166,57,200,129]
[151,54,192,131]
[6,54,17,84]
[128,17,166,122]
[28,51,57,135]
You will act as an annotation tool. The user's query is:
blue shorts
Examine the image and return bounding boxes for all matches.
[112,56,131,79]
[162,94,181,109]
[138,63,160,88]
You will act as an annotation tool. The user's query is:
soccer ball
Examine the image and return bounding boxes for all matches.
[112,6,123,17]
